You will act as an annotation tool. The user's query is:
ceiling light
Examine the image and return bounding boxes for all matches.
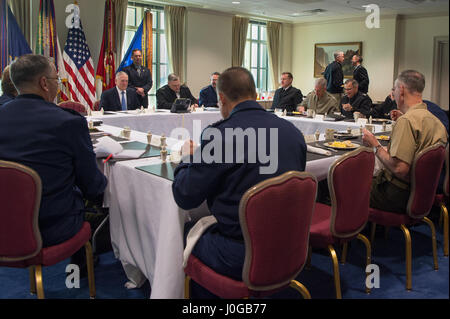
[292,13,300,16]
[232,1,240,4]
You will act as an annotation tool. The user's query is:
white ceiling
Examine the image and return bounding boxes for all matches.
[144,0,449,23]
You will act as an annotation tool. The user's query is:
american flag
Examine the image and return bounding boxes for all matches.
[63,24,96,108]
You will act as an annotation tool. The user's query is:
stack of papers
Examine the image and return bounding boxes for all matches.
[94,136,145,159]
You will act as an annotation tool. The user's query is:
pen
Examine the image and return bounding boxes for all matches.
[103,153,113,163]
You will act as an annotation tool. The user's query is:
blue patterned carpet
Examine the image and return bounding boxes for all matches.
[0,212,448,300]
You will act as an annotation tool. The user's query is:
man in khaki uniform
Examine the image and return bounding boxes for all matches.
[362,70,447,214]
[297,78,338,115]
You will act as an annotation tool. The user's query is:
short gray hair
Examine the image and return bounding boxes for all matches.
[345,79,359,87]
[334,51,343,59]
[10,54,52,90]
[315,78,327,88]
[396,70,425,94]
[168,73,179,82]
[116,71,128,79]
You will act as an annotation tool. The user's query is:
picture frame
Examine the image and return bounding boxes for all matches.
[314,42,362,78]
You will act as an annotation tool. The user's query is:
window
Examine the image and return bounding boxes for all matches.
[243,21,271,93]
[124,3,169,106]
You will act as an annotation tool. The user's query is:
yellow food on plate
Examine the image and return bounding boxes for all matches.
[328,140,354,148]
[376,135,390,140]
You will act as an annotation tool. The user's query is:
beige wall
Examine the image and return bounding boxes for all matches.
[396,15,449,100]
[290,14,449,103]
[185,9,232,97]
[291,17,397,102]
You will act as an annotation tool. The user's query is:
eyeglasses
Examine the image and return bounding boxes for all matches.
[46,76,62,84]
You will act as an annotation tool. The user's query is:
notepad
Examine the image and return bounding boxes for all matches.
[135,162,179,181]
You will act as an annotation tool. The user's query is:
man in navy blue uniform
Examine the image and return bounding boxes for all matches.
[270,72,303,112]
[172,67,307,298]
[198,72,220,107]
[0,54,107,248]
[122,49,153,108]
[99,71,140,111]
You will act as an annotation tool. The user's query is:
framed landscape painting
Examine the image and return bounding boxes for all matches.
[314,42,362,78]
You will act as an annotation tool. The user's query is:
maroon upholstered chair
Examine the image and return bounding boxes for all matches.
[308,147,375,299]
[369,143,446,290]
[58,100,88,116]
[0,160,96,299]
[184,171,318,299]
[434,144,449,256]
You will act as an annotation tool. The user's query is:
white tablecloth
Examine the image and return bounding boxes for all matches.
[90,111,384,141]
[89,110,222,142]
[282,116,383,135]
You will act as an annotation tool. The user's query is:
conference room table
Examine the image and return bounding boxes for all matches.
[96,123,389,299]
[89,108,386,141]
[89,109,221,141]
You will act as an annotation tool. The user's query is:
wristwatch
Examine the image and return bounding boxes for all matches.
[373,144,382,154]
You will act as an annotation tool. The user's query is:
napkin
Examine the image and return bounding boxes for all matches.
[307,145,332,156]
[183,215,218,268]
[94,136,145,159]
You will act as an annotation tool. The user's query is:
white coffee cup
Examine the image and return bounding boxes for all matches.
[122,126,131,139]
[365,124,375,133]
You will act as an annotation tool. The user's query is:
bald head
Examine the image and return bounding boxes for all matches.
[217,67,256,102]
[216,67,257,119]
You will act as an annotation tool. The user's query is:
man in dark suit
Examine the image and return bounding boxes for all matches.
[199,72,220,107]
[340,79,372,118]
[0,54,107,248]
[156,73,198,110]
[352,54,369,94]
[172,67,307,298]
[324,51,344,105]
[123,49,153,108]
[270,72,303,112]
[99,71,140,111]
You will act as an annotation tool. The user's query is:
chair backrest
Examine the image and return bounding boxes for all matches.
[0,160,42,262]
[58,101,88,116]
[329,147,375,238]
[407,143,446,219]
[239,171,317,291]
[93,100,100,111]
